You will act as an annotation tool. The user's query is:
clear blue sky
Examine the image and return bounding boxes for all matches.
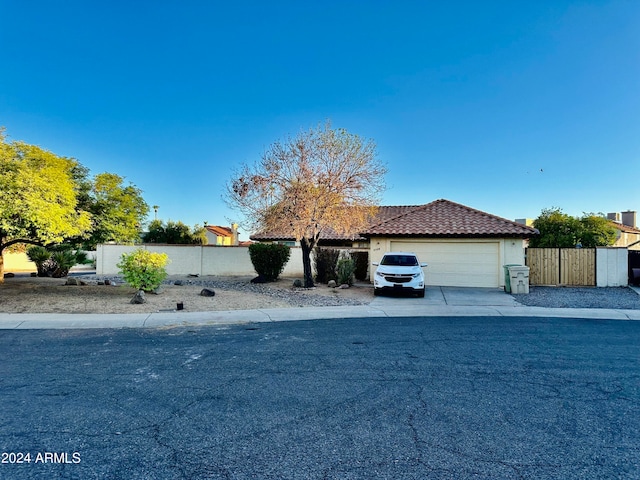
[1,1,638,239]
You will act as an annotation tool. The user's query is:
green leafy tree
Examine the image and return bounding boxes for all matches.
[226,122,386,287]
[84,172,148,247]
[529,207,616,248]
[142,220,207,244]
[0,129,91,282]
[579,213,617,247]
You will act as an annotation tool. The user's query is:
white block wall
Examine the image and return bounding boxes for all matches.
[596,247,628,287]
[96,244,306,277]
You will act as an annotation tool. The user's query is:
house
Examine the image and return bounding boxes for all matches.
[205,224,239,246]
[607,211,640,250]
[251,199,539,288]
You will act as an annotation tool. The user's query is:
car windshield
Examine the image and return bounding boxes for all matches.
[380,255,418,266]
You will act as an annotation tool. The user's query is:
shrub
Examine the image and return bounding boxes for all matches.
[248,243,291,282]
[336,254,355,286]
[351,251,369,281]
[27,246,52,277]
[314,247,340,283]
[117,249,170,292]
[27,245,92,277]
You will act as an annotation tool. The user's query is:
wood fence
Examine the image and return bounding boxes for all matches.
[526,248,596,286]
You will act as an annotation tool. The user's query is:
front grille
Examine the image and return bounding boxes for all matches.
[384,275,413,283]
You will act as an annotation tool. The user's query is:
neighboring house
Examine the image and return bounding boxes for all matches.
[251,199,539,288]
[607,211,640,250]
[205,224,239,246]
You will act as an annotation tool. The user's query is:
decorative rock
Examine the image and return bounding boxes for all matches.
[339,284,350,289]
[131,290,147,304]
[328,280,337,288]
[30,272,37,277]
[97,281,105,285]
[65,277,86,286]
[174,280,183,286]
[200,288,216,297]
[104,279,111,286]
[292,279,303,288]
[4,273,15,278]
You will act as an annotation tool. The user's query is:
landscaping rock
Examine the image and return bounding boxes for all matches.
[104,279,111,286]
[65,277,86,286]
[131,290,147,304]
[4,273,15,278]
[339,284,350,289]
[200,288,216,297]
[292,279,303,288]
[30,272,37,277]
[328,280,337,288]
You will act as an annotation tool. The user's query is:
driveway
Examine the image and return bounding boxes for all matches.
[371,286,520,307]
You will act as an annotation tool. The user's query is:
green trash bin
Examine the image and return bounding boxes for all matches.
[503,264,520,293]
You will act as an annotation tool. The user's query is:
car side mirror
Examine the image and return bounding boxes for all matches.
[420,263,428,267]
[372,262,379,266]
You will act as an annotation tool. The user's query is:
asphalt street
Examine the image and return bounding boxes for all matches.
[1,316,639,479]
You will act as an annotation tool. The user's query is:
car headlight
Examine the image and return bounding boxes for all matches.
[376,271,385,277]
[412,273,421,278]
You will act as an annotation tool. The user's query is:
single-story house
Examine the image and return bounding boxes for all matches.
[205,224,240,246]
[251,199,539,288]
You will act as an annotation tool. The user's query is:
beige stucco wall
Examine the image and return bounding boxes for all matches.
[368,237,526,287]
[96,244,306,277]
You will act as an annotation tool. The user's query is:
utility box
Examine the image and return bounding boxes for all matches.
[508,266,530,294]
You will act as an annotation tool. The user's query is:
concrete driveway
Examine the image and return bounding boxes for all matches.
[371,286,519,307]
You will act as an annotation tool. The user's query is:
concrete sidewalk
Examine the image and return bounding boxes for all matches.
[1,286,639,330]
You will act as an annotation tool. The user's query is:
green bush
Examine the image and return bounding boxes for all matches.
[27,245,92,277]
[248,243,291,282]
[314,247,340,283]
[26,246,52,277]
[336,254,355,286]
[351,251,369,281]
[117,249,170,292]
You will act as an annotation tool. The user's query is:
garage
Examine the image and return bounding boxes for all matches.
[362,199,538,288]
[390,241,500,287]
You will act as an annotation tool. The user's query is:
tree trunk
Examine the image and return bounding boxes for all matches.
[300,237,315,288]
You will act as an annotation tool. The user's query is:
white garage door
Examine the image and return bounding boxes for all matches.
[389,241,500,287]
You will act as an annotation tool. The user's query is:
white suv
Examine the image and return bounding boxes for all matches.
[372,252,427,297]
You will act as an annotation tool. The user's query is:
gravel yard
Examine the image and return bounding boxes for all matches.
[513,286,640,310]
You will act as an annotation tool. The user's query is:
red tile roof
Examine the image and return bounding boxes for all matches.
[250,200,538,241]
[362,199,538,238]
[206,225,234,237]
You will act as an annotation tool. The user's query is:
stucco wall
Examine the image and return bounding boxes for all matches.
[96,244,306,277]
[596,247,628,287]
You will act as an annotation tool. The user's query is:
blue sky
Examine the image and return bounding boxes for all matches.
[1,1,638,239]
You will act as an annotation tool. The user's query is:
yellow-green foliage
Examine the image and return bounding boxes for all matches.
[117,249,170,292]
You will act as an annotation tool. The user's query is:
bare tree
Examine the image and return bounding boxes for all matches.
[225,122,387,287]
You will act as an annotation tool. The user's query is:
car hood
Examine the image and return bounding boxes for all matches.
[377,265,423,275]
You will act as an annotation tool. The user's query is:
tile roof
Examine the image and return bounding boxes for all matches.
[361,199,539,238]
[206,225,234,237]
[250,200,538,240]
[610,221,640,235]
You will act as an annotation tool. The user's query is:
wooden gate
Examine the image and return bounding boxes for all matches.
[526,248,596,286]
